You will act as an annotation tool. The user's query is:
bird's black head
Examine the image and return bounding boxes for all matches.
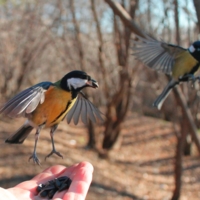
[60,70,99,92]
[188,41,200,62]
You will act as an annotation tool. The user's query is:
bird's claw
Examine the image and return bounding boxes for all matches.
[29,153,41,165]
[194,76,200,82]
[190,76,200,88]
[45,150,63,160]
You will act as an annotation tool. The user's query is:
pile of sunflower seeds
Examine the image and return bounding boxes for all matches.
[37,176,72,198]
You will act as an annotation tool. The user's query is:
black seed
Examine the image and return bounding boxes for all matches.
[37,176,72,197]
[37,184,45,193]
[39,190,48,197]
[58,179,71,192]
[64,178,72,187]
[48,189,57,199]
[48,180,55,185]
[43,184,56,191]
[58,176,68,182]
[58,183,68,192]
[55,178,61,188]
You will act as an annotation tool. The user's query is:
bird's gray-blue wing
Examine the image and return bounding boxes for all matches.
[66,92,103,125]
[132,34,187,74]
[0,82,53,118]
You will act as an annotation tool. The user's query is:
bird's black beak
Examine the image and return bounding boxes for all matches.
[86,79,99,88]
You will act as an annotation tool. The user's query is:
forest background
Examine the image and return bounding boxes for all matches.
[1,0,200,199]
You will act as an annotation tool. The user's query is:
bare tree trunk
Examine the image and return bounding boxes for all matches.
[90,0,109,98]
[147,0,152,33]
[186,0,191,42]
[172,129,187,200]
[100,1,137,156]
[86,120,96,149]
[171,2,182,199]
[105,0,145,37]
[70,0,96,148]
[174,0,180,44]
[102,77,132,150]
[193,0,200,32]
[69,0,85,71]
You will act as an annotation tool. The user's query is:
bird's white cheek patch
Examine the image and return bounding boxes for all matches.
[67,78,87,89]
[189,45,195,53]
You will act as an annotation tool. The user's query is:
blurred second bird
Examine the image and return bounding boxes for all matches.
[132,34,200,110]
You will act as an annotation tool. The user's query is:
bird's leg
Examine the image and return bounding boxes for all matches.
[45,124,63,160]
[29,126,42,165]
[194,75,200,82]
[179,74,198,88]
[179,74,195,82]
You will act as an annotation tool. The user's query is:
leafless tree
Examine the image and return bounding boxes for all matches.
[99,0,139,156]
[193,0,200,31]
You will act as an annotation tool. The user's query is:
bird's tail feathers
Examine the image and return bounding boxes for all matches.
[153,79,179,110]
[5,122,33,144]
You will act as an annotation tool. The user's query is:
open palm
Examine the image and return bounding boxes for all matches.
[2,162,93,200]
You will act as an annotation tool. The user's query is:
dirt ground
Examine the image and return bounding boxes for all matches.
[0,113,200,200]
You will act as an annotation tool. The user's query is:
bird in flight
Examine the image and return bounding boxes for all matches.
[0,70,103,165]
[132,34,200,109]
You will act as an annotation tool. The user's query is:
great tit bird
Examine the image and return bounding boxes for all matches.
[0,70,102,165]
[132,34,200,110]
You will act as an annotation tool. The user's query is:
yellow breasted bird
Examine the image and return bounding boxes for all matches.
[0,70,102,165]
[132,34,200,110]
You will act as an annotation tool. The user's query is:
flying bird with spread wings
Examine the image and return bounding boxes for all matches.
[132,34,200,109]
[0,70,103,165]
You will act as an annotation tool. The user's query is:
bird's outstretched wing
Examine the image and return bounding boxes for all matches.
[132,34,187,75]
[66,92,103,125]
[0,82,53,118]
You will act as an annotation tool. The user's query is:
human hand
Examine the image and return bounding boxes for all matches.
[1,161,93,200]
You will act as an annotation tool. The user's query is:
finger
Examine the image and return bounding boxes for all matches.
[54,161,93,200]
[33,164,78,181]
[14,165,76,194]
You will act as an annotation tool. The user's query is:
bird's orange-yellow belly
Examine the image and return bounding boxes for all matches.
[29,86,76,127]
